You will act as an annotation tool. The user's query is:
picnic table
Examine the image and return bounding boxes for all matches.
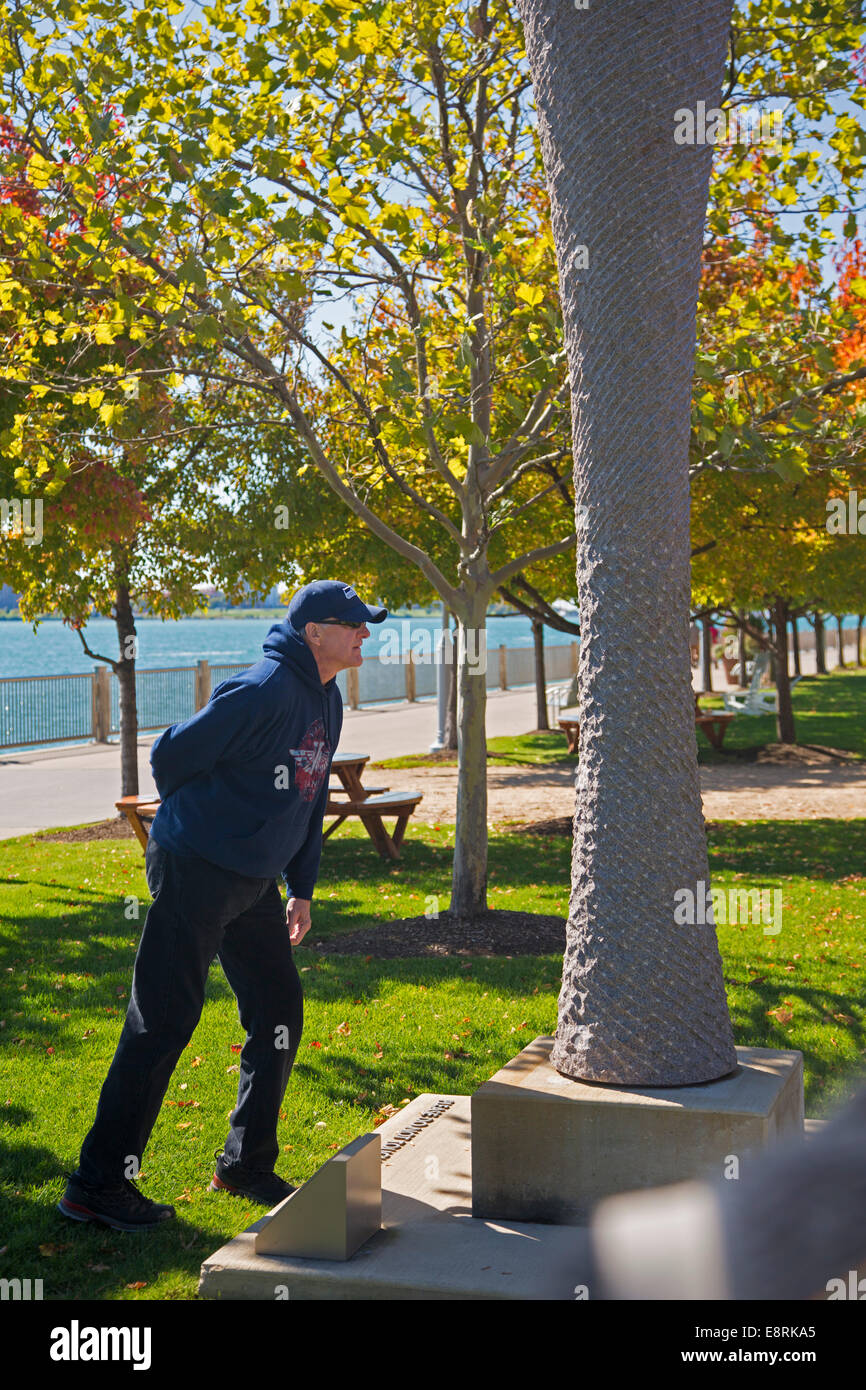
[115,750,423,865]
[556,697,737,754]
[694,691,737,750]
[557,706,580,753]
[325,751,422,861]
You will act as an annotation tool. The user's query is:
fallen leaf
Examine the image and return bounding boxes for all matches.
[309,1040,322,1049]
[335,1021,351,1036]
[39,1242,71,1256]
[191,1056,203,1068]
[767,1007,794,1025]
[126,1282,147,1290]
[230,1044,243,1053]
[176,1121,192,1129]
[226,1064,239,1074]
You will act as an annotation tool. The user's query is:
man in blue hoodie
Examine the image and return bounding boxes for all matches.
[59,580,387,1232]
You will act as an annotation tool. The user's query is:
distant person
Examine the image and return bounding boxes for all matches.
[689,621,700,668]
[59,580,386,1232]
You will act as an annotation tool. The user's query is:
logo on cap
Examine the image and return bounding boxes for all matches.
[342,585,357,599]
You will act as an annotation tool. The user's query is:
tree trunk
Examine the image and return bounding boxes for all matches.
[857,614,864,667]
[738,610,748,687]
[772,596,795,745]
[114,581,139,797]
[701,614,713,692]
[835,614,846,668]
[790,613,801,676]
[520,0,736,1085]
[532,617,549,730]
[813,611,827,674]
[450,596,488,919]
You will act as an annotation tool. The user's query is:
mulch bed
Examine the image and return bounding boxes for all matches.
[34,816,136,842]
[754,742,859,764]
[310,909,567,957]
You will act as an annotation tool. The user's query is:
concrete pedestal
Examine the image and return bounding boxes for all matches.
[199,1094,588,1300]
[471,1037,804,1224]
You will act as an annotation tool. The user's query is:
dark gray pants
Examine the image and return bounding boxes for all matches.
[76,836,303,1185]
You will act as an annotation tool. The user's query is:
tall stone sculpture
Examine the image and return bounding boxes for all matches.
[518,0,738,1083]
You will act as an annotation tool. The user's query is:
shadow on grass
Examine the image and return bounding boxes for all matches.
[706,819,866,877]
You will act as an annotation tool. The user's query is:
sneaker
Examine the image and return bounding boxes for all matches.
[58,1174,175,1232]
[210,1151,296,1206]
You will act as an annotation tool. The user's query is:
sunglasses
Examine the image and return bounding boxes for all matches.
[319,619,367,629]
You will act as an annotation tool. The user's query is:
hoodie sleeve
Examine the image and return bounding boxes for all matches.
[150,680,259,800]
[281,756,331,901]
[282,694,342,901]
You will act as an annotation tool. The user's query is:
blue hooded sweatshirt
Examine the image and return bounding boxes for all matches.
[148,620,343,900]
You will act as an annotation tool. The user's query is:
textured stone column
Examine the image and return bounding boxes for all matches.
[519,0,737,1083]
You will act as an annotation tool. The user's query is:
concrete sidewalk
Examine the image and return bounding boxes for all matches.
[0,687,541,839]
[0,652,798,841]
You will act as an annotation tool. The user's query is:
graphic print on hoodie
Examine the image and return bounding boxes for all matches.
[290,718,330,802]
[147,619,343,900]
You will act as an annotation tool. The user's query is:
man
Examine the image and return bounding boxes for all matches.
[58,580,387,1232]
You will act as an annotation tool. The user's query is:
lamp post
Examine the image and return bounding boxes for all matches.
[429,602,450,752]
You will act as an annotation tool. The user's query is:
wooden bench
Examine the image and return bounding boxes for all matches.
[116,785,424,864]
[322,790,423,861]
[694,691,737,750]
[557,705,580,753]
[116,795,161,850]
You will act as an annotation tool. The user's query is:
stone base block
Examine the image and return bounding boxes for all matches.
[199,1095,587,1300]
[471,1037,804,1224]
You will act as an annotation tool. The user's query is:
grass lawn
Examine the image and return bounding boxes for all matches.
[1,817,864,1299]
[374,669,866,769]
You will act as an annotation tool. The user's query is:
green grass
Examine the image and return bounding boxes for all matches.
[1,817,864,1299]
[373,729,577,770]
[374,669,866,769]
[695,669,866,763]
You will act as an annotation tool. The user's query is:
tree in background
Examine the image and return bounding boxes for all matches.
[0,2,579,919]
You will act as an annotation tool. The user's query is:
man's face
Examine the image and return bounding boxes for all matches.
[305,618,371,674]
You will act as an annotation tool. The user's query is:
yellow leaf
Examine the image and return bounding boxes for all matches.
[354,20,379,51]
[42,330,58,345]
[87,389,104,409]
[93,323,116,345]
[515,283,543,307]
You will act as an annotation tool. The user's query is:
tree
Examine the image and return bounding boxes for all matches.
[519,0,737,1084]
[0,1,585,919]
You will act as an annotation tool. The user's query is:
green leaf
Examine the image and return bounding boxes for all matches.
[177,254,207,289]
[457,334,476,371]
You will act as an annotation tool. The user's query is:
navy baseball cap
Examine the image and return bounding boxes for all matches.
[288,580,388,630]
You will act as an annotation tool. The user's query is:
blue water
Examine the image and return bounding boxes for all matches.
[0,611,582,679]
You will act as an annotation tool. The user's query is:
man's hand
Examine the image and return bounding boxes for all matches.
[286,896,312,946]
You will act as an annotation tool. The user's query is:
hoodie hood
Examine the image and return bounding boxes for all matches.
[261,618,335,695]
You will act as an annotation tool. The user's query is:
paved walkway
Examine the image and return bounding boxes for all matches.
[3,657,861,839]
[0,687,539,838]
